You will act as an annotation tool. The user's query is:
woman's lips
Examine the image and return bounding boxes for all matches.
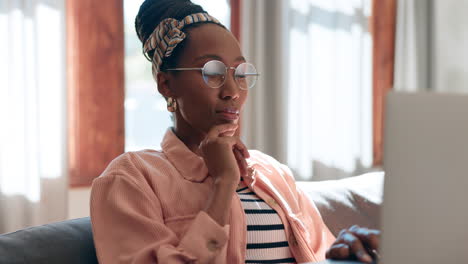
[216,111,239,121]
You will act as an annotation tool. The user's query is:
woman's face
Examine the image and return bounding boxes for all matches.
[162,23,248,136]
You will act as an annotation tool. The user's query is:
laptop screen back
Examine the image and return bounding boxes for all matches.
[381,92,468,263]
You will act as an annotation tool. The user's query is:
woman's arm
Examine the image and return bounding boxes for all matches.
[91,174,229,264]
[203,177,237,226]
[199,124,250,226]
[278,164,381,263]
[278,162,337,260]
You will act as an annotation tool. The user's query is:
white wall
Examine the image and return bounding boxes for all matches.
[433,0,468,92]
[68,187,91,219]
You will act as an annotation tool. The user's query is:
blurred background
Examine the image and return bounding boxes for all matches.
[1,0,468,234]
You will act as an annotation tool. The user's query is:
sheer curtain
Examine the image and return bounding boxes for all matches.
[242,0,374,181]
[395,0,468,93]
[394,0,433,92]
[0,0,67,233]
[240,0,290,164]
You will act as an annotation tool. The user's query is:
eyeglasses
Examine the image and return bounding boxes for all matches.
[165,60,259,90]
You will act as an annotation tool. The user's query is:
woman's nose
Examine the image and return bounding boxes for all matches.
[219,71,240,100]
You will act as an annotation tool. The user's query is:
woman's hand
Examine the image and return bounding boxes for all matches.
[199,123,250,185]
[326,225,381,263]
[199,124,250,226]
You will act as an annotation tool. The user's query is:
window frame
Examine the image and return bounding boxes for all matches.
[371,0,397,166]
[67,0,125,187]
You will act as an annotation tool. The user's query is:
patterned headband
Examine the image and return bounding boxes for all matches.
[143,12,224,80]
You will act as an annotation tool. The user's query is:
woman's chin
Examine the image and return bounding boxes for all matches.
[216,119,238,125]
[213,114,239,124]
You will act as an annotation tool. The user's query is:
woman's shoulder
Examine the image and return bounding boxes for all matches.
[94,149,173,184]
[107,149,168,168]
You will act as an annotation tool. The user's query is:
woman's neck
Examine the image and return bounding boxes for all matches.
[172,123,205,156]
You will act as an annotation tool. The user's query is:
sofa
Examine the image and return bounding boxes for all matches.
[0,172,384,264]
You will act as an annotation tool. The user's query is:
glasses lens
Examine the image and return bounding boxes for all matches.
[202,60,226,88]
[235,63,258,89]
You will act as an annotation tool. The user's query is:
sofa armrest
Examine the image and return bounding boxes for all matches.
[0,217,98,264]
[298,172,384,236]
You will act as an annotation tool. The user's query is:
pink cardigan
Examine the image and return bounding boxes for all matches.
[90,129,335,263]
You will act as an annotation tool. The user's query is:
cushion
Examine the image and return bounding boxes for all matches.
[299,172,384,236]
[0,217,98,264]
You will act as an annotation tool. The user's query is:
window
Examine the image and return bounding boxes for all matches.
[287,0,374,180]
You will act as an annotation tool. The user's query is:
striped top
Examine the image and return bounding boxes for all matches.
[236,178,297,264]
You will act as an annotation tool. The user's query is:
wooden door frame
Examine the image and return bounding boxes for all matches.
[371,0,397,166]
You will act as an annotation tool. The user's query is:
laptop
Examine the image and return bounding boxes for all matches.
[380,91,468,263]
[315,91,468,264]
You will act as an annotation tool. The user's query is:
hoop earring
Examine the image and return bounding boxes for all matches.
[167,97,177,112]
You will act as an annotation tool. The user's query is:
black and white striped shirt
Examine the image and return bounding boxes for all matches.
[236,178,296,264]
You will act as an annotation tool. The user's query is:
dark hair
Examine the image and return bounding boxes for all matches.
[135,0,217,71]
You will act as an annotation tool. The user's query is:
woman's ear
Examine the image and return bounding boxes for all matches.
[156,72,174,98]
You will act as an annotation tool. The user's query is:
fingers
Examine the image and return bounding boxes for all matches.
[202,124,250,178]
[233,138,250,159]
[339,230,373,263]
[233,148,247,177]
[348,225,381,250]
[327,226,381,264]
[205,124,250,159]
[326,244,350,260]
[206,123,238,138]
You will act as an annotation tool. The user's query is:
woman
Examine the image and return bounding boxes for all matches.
[90,0,380,263]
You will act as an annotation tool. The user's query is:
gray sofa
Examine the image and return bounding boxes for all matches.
[0,217,98,264]
[0,172,384,264]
